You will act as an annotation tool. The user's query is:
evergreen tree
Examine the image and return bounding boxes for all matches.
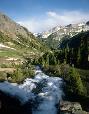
[77,47,81,66]
[68,68,86,95]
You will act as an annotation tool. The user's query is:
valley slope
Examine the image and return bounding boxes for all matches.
[0,12,49,67]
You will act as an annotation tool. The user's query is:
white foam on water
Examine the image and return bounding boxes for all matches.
[32,70,63,114]
[0,81,33,103]
[0,69,63,114]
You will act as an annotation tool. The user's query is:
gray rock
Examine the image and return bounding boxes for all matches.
[60,101,82,113]
[74,110,88,114]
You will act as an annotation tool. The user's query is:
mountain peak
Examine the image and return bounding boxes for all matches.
[0,12,11,21]
[0,12,31,39]
[36,21,89,39]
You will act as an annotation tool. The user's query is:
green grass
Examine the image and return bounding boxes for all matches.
[0,32,49,64]
[0,50,21,58]
[76,68,89,79]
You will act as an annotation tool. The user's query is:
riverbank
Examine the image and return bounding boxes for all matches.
[0,90,32,114]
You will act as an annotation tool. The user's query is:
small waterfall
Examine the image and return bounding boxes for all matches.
[0,67,63,114]
[32,73,63,114]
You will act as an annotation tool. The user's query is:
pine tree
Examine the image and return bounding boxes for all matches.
[68,68,86,95]
[77,47,81,66]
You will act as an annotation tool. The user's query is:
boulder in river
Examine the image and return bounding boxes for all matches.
[60,101,82,114]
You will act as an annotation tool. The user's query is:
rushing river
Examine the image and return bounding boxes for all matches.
[0,67,63,114]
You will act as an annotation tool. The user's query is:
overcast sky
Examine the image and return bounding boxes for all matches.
[0,0,89,33]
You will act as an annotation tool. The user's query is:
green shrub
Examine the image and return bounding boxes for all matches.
[61,66,86,96]
[69,68,86,95]
[11,68,24,83]
[0,72,7,82]
[43,65,61,77]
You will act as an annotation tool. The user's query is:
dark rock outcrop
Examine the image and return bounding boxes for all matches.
[0,90,32,114]
[60,101,82,113]
[59,101,88,114]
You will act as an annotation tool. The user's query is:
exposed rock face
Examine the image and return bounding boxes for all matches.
[60,101,82,114]
[73,111,88,114]
[0,90,32,114]
[59,101,89,114]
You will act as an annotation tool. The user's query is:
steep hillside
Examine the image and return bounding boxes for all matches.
[0,12,33,38]
[0,13,48,66]
[59,31,89,68]
[59,31,89,49]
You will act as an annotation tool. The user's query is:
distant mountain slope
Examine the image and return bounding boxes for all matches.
[36,22,89,49]
[0,12,49,65]
[58,31,89,68]
[59,31,89,49]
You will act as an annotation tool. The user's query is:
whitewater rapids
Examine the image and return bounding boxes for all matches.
[0,69,63,114]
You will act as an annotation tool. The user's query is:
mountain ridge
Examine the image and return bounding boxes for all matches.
[36,21,89,48]
[35,22,89,39]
